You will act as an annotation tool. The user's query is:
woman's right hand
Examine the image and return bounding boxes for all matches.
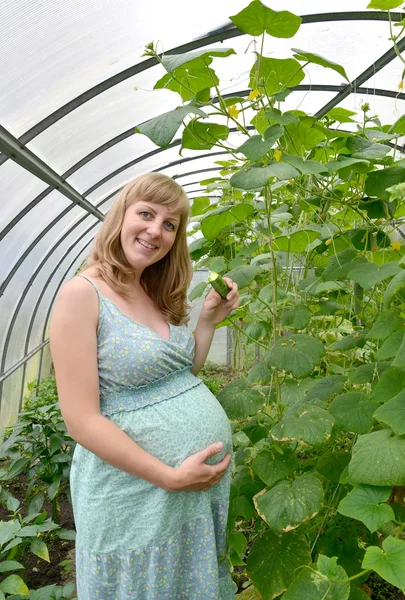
[168,442,232,492]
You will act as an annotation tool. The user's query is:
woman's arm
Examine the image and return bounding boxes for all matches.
[191,277,239,375]
[50,278,230,492]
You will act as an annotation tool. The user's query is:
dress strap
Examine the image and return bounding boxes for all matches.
[77,274,99,294]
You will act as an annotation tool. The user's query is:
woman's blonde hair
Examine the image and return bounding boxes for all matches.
[87,173,193,325]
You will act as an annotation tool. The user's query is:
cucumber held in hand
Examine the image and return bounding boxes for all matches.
[208,272,231,300]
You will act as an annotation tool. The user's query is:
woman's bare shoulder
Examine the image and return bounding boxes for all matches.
[53,275,99,322]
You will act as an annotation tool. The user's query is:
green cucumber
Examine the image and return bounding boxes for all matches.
[208,272,230,300]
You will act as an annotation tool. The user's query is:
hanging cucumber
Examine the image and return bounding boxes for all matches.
[208,272,230,300]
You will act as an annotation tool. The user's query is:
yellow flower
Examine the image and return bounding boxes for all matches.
[325,239,333,246]
[228,105,239,118]
[391,240,402,251]
[274,149,282,162]
[248,88,260,101]
[399,80,404,90]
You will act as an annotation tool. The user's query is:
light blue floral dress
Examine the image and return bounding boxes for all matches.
[70,276,234,600]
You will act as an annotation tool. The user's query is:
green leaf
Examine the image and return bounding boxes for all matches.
[27,493,45,515]
[376,330,403,361]
[317,452,351,483]
[0,521,21,547]
[203,256,227,274]
[62,582,76,598]
[230,163,299,190]
[247,361,272,385]
[161,48,235,73]
[338,485,394,532]
[245,321,269,342]
[50,452,71,463]
[249,56,305,96]
[348,261,401,290]
[0,561,24,573]
[347,136,390,160]
[230,1,301,38]
[272,230,319,253]
[217,379,264,421]
[283,117,327,156]
[252,448,298,487]
[30,538,50,562]
[362,536,405,589]
[384,269,405,308]
[0,574,29,595]
[265,334,325,378]
[389,114,405,135]
[392,331,405,367]
[47,478,60,501]
[224,266,260,289]
[281,153,326,175]
[365,167,405,200]
[283,560,350,600]
[236,125,284,161]
[331,334,366,351]
[246,530,311,600]
[292,48,349,81]
[188,281,207,302]
[281,306,312,330]
[329,392,377,434]
[265,109,298,126]
[303,375,346,405]
[349,429,405,486]
[57,528,76,541]
[136,105,207,148]
[367,0,403,8]
[325,156,370,174]
[201,204,254,240]
[373,389,405,435]
[182,121,229,150]
[29,585,59,600]
[254,473,323,532]
[271,405,334,446]
[326,107,356,123]
[242,413,273,444]
[349,362,391,384]
[366,309,404,341]
[191,196,210,217]
[3,457,30,480]
[371,367,405,403]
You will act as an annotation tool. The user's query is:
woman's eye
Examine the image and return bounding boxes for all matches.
[140,211,151,218]
[165,222,175,231]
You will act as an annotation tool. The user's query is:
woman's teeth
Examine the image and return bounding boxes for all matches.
[137,238,157,249]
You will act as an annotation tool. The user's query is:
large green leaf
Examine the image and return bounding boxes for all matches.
[0,521,21,547]
[246,530,311,600]
[384,269,405,308]
[292,49,348,81]
[365,167,405,200]
[371,367,405,403]
[0,560,24,573]
[349,429,405,486]
[322,249,363,281]
[155,66,218,101]
[325,157,370,174]
[331,334,367,351]
[265,334,325,378]
[254,473,323,532]
[230,466,265,520]
[271,405,334,446]
[242,413,273,444]
[252,448,298,487]
[362,536,405,589]
[347,136,390,160]
[348,362,391,384]
[283,557,350,600]
[303,375,346,405]
[373,389,405,435]
[225,265,261,289]
[161,48,235,72]
[247,361,272,385]
[326,107,356,123]
[338,485,394,532]
[347,261,401,290]
[317,452,351,483]
[281,306,312,330]
[201,204,254,240]
[367,0,404,8]
[136,105,207,147]
[0,574,29,595]
[230,1,301,38]
[249,56,305,96]
[236,125,284,160]
[329,392,377,434]
[230,163,299,190]
[30,538,50,562]
[217,379,264,421]
[283,117,327,156]
[191,196,210,216]
[272,230,319,253]
[281,153,326,175]
[375,329,403,361]
[182,121,229,150]
[365,309,404,341]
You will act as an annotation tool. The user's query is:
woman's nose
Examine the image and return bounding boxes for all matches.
[146,220,162,238]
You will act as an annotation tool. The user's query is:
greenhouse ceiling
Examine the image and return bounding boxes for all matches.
[0,0,404,426]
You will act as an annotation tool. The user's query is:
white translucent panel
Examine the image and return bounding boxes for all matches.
[0,206,96,370]
[0,161,48,230]
[362,55,405,94]
[1,0,254,137]
[1,368,23,431]
[0,190,71,282]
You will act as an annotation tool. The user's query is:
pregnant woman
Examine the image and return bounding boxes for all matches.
[50,173,239,600]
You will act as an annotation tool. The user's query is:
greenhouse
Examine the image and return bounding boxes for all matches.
[1,0,405,598]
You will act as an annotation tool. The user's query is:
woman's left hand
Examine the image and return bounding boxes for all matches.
[199,277,240,327]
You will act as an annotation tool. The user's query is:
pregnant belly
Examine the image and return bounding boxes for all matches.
[110,381,233,467]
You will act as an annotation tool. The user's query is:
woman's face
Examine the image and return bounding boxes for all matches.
[120,200,181,271]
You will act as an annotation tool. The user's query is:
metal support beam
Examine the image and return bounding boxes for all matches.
[0,125,104,221]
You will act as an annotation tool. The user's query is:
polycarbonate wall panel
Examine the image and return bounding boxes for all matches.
[0,191,72,282]
[0,161,48,230]
[1,367,23,431]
